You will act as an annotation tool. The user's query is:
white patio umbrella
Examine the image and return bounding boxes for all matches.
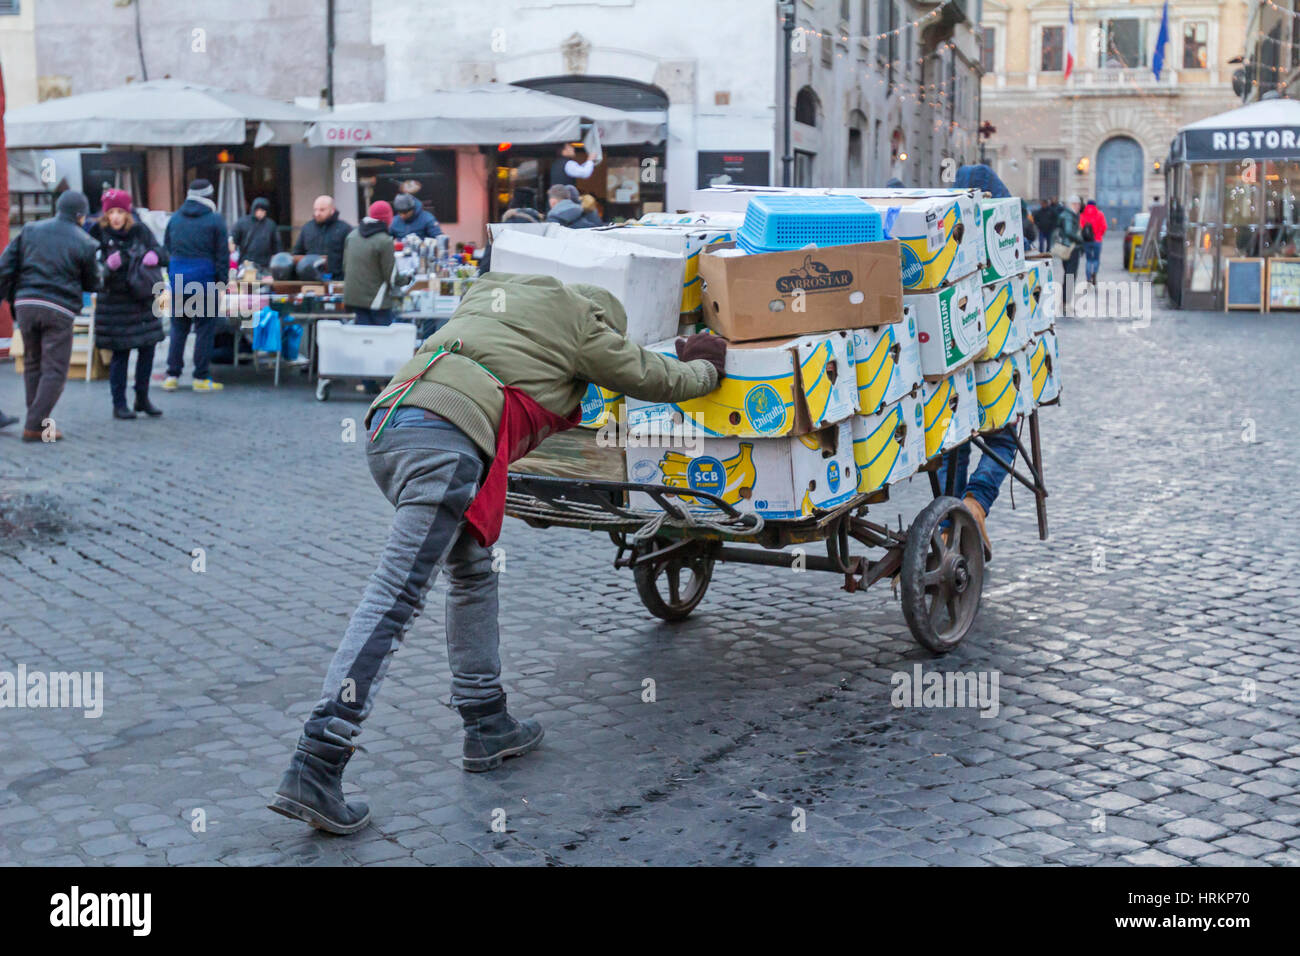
[3,79,320,148]
[306,84,665,148]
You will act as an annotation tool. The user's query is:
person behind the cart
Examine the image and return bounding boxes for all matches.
[269,272,727,834]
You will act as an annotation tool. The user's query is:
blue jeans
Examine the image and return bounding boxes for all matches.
[166,316,217,380]
[354,307,394,392]
[167,257,220,380]
[303,421,493,748]
[1037,232,1051,253]
[935,425,1019,514]
[1084,240,1102,280]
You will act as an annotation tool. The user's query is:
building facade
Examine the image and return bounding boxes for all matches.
[980,0,1246,233]
[1240,0,1300,101]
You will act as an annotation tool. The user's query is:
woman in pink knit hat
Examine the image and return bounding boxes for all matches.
[89,189,169,419]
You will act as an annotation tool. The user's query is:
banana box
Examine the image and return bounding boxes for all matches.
[981,274,1031,360]
[905,271,985,378]
[975,351,1033,432]
[860,193,983,292]
[1023,258,1056,333]
[1023,329,1061,406]
[594,223,738,314]
[625,331,856,439]
[922,363,980,460]
[626,420,858,519]
[578,382,624,429]
[851,314,922,416]
[638,211,747,229]
[852,389,926,494]
[978,197,1028,283]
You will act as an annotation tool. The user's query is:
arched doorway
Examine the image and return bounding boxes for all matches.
[847,110,868,186]
[1095,136,1144,235]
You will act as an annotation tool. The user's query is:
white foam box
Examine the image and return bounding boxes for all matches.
[904,271,986,378]
[852,388,926,494]
[1023,328,1061,406]
[975,350,1033,433]
[315,320,417,379]
[1023,258,1056,333]
[922,363,980,460]
[626,419,857,519]
[489,227,684,345]
[590,223,738,314]
[979,197,1027,283]
[850,314,922,416]
[980,273,1031,360]
[625,331,856,439]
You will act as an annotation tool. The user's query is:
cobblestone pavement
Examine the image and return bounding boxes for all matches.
[1,258,1298,866]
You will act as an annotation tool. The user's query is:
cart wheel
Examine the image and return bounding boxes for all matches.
[900,496,985,654]
[632,539,714,622]
[315,379,331,402]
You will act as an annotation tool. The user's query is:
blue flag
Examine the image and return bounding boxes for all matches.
[1153,0,1170,80]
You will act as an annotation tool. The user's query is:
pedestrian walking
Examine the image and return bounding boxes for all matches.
[1080,199,1107,285]
[1032,199,1057,254]
[268,274,727,834]
[88,188,167,419]
[230,197,280,269]
[343,200,398,394]
[163,179,229,392]
[0,190,100,443]
[1054,196,1085,313]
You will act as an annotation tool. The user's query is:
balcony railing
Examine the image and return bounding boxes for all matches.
[983,68,1181,90]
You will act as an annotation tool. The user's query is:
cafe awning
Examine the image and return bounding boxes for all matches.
[306,84,666,148]
[3,79,320,148]
[1173,96,1300,162]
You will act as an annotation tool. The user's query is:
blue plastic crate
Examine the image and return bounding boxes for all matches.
[736,195,884,252]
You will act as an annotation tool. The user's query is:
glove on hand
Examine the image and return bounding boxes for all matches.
[141,250,159,267]
[105,251,123,271]
[675,332,727,381]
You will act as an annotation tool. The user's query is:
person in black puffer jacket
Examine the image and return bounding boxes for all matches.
[231,197,280,268]
[293,195,352,278]
[90,189,168,419]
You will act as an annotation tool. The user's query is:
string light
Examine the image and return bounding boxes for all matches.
[784,0,953,43]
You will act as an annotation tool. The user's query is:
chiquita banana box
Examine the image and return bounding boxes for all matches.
[578,382,624,429]
[851,314,923,417]
[860,193,982,292]
[1023,258,1056,334]
[922,363,980,460]
[975,351,1033,432]
[980,274,1031,360]
[626,420,858,519]
[905,271,986,377]
[978,197,1027,283]
[625,331,857,439]
[852,388,926,494]
[1023,329,1061,406]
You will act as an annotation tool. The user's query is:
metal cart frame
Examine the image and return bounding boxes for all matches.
[506,409,1051,653]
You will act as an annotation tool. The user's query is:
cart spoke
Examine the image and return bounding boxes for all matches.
[923,567,944,588]
[946,595,960,629]
[667,566,681,605]
[948,520,963,555]
[928,592,948,629]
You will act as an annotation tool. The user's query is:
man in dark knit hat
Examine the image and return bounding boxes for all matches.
[163,179,229,392]
[0,189,100,442]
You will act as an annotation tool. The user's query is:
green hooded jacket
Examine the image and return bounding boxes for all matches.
[365,273,719,457]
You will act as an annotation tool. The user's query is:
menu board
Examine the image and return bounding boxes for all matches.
[1267,258,1300,311]
[1225,258,1264,311]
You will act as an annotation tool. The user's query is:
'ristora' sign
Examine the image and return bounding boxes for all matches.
[1182,126,1300,161]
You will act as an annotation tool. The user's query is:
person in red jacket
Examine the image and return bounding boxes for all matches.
[1080,200,1108,285]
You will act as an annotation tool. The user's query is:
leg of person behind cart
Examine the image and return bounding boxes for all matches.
[353,306,394,393]
[269,424,541,833]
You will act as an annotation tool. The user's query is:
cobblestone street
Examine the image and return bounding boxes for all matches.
[1,261,1298,866]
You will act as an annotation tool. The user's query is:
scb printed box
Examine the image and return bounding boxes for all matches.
[626,420,857,519]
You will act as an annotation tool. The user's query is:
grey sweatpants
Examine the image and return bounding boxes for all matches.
[303,421,499,748]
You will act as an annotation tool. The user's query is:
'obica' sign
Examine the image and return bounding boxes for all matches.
[1183,127,1300,161]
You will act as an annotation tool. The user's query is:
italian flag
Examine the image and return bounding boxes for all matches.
[1064,1,1076,79]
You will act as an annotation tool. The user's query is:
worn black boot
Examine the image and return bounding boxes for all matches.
[113,405,137,420]
[133,393,163,417]
[459,694,544,772]
[268,737,371,834]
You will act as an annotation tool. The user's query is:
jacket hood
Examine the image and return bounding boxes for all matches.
[179,198,216,217]
[569,282,628,336]
[954,164,1010,199]
[359,218,389,238]
[548,200,584,224]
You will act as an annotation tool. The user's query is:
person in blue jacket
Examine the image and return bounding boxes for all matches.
[162,179,229,392]
[939,164,1026,557]
[389,193,442,241]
